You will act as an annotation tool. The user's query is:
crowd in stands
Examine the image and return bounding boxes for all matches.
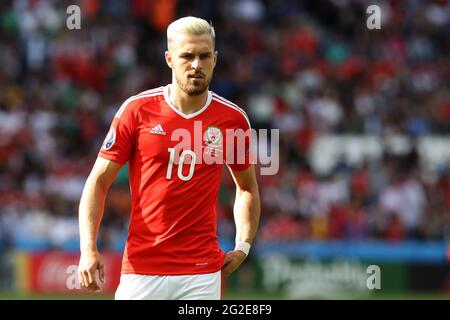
[1,0,450,253]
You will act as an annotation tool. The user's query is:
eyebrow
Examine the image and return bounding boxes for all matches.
[179,51,212,56]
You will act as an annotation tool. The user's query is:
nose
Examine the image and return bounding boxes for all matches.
[191,57,200,70]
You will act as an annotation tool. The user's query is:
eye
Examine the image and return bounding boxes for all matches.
[180,53,194,60]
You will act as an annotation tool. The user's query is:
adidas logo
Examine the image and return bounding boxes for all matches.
[149,124,166,135]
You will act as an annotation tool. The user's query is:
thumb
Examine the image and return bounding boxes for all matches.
[98,262,105,283]
[222,253,233,266]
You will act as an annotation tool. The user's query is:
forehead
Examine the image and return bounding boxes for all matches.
[170,33,214,53]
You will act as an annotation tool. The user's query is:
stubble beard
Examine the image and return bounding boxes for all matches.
[176,75,211,96]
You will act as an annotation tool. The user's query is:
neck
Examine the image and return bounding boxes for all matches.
[168,83,209,115]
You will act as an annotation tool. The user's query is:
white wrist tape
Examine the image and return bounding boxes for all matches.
[235,241,251,256]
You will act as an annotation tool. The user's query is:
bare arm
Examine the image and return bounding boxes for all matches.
[78,157,122,291]
[230,165,260,246]
[222,165,261,276]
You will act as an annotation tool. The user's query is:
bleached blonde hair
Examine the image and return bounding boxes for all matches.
[167,16,215,50]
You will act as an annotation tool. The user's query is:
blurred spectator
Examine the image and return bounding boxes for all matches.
[0,0,449,252]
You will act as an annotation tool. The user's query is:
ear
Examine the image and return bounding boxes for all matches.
[213,51,218,67]
[165,51,173,69]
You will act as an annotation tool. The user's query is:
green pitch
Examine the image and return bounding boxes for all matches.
[1,292,450,300]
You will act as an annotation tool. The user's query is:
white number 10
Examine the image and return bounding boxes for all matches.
[166,148,196,181]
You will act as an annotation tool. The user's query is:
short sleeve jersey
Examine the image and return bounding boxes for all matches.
[98,85,252,275]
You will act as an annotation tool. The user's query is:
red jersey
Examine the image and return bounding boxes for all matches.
[98,85,252,275]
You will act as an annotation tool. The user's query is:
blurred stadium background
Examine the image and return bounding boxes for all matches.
[1,0,450,299]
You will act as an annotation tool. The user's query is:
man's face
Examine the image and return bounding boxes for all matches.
[166,33,217,96]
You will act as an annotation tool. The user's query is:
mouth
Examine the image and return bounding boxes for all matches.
[188,74,205,79]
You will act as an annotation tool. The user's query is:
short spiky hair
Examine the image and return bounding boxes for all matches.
[167,16,215,50]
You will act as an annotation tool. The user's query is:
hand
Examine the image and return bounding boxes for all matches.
[221,250,247,276]
[78,249,105,291]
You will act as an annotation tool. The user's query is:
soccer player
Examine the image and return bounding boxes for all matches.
[78,16,261,300]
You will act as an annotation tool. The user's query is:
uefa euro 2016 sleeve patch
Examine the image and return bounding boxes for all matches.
[102,127,116,150]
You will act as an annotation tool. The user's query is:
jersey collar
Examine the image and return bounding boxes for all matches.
[163,84,212,119]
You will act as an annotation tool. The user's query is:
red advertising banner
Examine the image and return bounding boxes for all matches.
[24,251,122,294]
